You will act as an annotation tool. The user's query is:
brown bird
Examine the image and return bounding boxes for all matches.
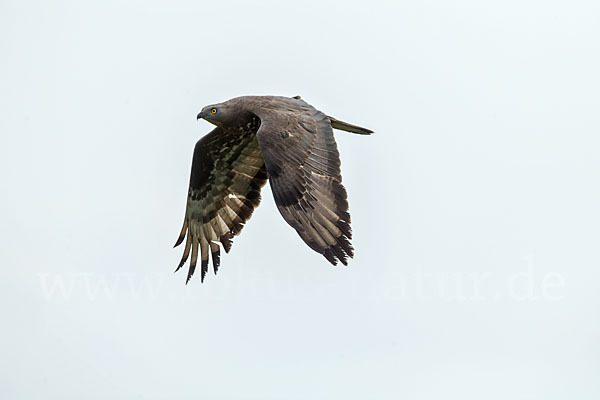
[174,95,372,283]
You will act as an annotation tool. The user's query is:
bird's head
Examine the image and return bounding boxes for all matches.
[197,102,236,128]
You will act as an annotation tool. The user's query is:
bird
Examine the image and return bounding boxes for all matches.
[174,95,372,283]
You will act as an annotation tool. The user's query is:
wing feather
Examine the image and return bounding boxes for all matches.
[254,98,354,266]
[175,127,267,283]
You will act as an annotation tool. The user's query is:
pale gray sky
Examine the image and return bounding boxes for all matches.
[2,0,600,399]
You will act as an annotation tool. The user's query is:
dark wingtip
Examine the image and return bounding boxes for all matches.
[340,256,349,266]
[331,244,349,266]
[174,259,185,273]
[200,259,209,283]
[185,263,196,284]
[323,248,338,266]
[174,235,185,248]
[220,233,233,253]
[212,251,220,275]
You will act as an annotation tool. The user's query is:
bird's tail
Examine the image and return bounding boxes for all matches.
[328,116,373,135]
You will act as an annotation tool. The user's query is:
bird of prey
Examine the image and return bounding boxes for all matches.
[174,95,372,283]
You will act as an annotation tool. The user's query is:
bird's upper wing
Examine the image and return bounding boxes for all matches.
[254,99,353,265]
[174,127,267,283]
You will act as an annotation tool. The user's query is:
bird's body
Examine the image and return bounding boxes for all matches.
[175,95,372,283]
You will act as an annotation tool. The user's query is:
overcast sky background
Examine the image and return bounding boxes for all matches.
[1,0,599,399]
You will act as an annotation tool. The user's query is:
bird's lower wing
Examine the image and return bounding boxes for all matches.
[175,127,268,283]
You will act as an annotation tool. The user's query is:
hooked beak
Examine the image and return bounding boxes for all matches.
[197,106,210,120]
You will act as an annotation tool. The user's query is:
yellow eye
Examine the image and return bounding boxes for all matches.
[211,108,217,114]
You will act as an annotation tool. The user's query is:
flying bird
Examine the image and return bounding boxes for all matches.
[174,95,372,283]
